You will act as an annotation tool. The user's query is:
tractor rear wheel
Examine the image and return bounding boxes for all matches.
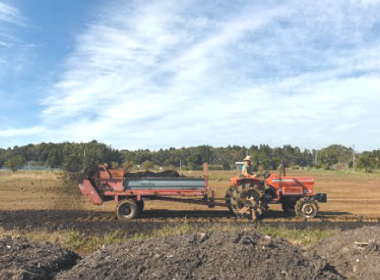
[224,186,235,213]
[295,198,319,218]
[230,183,266,219]
[230,184,245,217]
[117,199,139,220]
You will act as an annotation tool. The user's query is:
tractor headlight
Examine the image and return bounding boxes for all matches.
[304,189,312,194]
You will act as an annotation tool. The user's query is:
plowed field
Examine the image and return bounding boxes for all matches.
[1,169,380,279]
[1,169,380,226]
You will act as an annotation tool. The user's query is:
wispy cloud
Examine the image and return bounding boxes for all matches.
[0,1,23,44]
[0,126,43,137]
[0,1,27,76]
[2,0,380,150]
[0,2,22,24]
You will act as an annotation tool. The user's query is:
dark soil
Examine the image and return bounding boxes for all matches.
[2,214,380,280]
[57,231,343,280]
[124,170,185,179]
[0,209,378,236]
[0,237,81,280]
[311,226,380,280]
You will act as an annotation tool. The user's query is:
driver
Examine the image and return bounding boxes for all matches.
[241,156,257,178]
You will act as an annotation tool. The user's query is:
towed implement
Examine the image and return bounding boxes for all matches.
[79,164,326,220]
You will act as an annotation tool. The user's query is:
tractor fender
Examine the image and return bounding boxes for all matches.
[79,179,103,205]
[230,177,261,187]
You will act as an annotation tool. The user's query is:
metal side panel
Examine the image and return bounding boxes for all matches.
[79,180,103,205]
[282,186,303,195]
[124,178,206,190]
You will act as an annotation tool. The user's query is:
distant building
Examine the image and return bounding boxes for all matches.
[235,162,245,170]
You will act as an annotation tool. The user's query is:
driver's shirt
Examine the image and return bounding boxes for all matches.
[241,163,253,177]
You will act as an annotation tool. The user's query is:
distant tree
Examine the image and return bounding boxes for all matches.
[62,148,83,172]
[111,162,119,169]
[372,149,380,170]
[122,161,135,171]
[198,145,214,164]
[4,155,24,172]
[121,150,135,163]
[142,160,154,170]
[222,161,230,170]
[25,160,39,167]
[134,149,152,165]
[2,141,378,173]
[47,149,61,168]
[186,154,202,170]
[358,152,376,173]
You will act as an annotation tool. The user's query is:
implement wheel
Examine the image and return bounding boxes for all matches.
[295,198,319,218]
[117,200,139,220]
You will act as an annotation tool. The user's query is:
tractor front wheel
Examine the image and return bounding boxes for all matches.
[295,198,318,218]
[117,199,139,220]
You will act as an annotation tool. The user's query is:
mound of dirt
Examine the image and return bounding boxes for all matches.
[57,231,342,280]
[124,170,185,179]
[0,237,81,280]
[312,225,380,280]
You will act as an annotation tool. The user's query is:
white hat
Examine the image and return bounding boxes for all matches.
[244,156,252,161]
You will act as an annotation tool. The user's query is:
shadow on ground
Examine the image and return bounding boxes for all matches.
[0,208,378,234]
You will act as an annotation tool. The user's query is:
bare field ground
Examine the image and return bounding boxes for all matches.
[0,168,379,241]
[1,169,380,279]
[0,168,380,235]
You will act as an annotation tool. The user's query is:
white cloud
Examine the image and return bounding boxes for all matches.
[0,2,21,24]
[0,1,27,78]
[0,1,23,45]
[2,0,380,151]
[0,126,44,137]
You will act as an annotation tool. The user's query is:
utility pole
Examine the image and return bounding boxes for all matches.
[83,149,86,169]
[179,149,182,171]
[352,144,355,173]
[315,151,318,166]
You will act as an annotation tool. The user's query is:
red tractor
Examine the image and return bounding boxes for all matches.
[79,164,326,220]
[226,169,327,219]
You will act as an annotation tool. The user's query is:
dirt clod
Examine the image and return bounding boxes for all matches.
[0,237,81,280]
[57,231,343,280]
[124,170,184,179]
[312,226,380,280]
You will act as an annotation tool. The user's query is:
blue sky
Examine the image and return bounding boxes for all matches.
[0,0,380,151]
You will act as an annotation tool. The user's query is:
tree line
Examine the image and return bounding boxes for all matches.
[0,141,379,173]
